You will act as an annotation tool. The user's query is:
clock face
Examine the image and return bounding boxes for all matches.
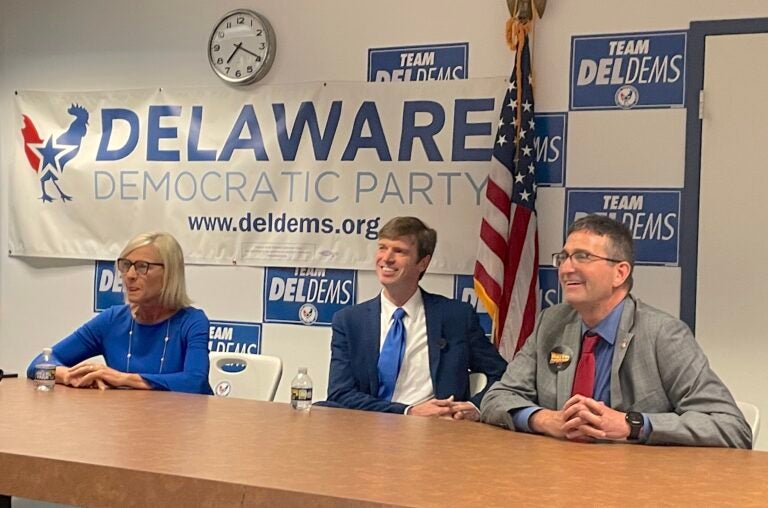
[208,9,276,85]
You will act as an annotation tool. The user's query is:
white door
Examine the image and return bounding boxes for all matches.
[696,32,768,449]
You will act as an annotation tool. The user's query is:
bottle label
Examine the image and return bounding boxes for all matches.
[34,365,56,382]
[291,387,313,401]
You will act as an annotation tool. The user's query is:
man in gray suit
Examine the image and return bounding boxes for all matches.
[480,214,751,448]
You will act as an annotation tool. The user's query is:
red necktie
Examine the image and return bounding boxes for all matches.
[571,332,600,397]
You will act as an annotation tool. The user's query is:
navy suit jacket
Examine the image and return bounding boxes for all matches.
[326,289,507,414]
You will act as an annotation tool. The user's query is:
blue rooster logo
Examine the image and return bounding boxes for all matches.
[21,104,90,202]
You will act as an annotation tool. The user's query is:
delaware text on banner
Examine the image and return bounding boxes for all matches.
[11,80,505,274]
[474,25,539,361]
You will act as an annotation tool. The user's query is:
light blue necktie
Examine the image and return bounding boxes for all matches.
[377,307,407,400]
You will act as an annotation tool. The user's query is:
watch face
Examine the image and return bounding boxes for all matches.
[626,411,643,426]
[208,9,276,85]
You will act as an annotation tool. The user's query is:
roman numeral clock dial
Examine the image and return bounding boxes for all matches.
[208,9,276,85]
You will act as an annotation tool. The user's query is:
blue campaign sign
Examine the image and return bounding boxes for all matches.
[208,320,262,355]
[453,275,492,336]
[93,260,124,312]
[570,30,686,110]
[539,266,561,310]
[368,42,468,82]
[533,113,567,186]
[263,267,357,326]
[565,189,681,265]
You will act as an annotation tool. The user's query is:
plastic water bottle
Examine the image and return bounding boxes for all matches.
[290,367,313,411]
[34,347,56,392]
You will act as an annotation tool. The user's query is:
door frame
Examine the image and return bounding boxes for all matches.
[680,17,768,331]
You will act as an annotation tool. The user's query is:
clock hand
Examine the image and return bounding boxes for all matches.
[226,42,243,64]
[238,45,262,61]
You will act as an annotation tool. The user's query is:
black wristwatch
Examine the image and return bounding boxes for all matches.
[625,411,643,440]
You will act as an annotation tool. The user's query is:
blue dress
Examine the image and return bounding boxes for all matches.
[27,305,213,395]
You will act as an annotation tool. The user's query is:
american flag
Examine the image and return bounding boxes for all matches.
[474,30,539,361]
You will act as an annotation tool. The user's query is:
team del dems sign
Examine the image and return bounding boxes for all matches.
[570,30,686,110]
[565,189,680,266]
[263,267,356,326]
[368,43,468,82]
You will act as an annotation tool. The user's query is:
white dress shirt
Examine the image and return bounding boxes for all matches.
[380,289,433,406]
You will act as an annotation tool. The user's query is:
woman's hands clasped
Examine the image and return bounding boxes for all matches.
[57,362,151,390]
[59,362,124,390]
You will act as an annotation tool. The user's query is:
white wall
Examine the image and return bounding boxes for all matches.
[1,0,766,447]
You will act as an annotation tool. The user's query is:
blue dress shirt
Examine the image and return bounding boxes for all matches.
[582,300,625,405]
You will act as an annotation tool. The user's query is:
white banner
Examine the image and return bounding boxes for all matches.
[11,79,505,273]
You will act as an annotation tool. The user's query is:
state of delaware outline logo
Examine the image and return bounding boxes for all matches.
[20,104,90,203]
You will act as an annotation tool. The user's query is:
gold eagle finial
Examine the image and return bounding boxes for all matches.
[506,0,546,22]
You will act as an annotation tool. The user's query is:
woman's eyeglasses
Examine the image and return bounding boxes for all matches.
[116,258,164,275]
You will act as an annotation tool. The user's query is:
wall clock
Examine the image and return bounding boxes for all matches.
[208,9,276,85]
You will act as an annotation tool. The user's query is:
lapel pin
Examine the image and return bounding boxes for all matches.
[548,346,573,372]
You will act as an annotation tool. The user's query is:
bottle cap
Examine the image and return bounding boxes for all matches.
[43,347,53,355]
[299,367,308,374]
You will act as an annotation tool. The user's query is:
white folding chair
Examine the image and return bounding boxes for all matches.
[209,352,282,401]
[736,400,761,443]
[469,372,488,397]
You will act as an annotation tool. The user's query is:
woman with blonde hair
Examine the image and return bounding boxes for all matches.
[27,232,212,394]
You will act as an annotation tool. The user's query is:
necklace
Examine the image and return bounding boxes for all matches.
[126,316,172,374]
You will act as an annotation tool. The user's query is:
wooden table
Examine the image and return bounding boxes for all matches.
[1,378,767,507]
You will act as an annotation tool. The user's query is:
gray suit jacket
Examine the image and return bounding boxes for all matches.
[480,296,752,449]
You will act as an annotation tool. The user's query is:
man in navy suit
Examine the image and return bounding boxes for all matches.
[325,217,507,419]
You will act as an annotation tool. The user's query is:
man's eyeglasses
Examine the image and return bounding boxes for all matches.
[552,251,625,268]
[116,258,164,275]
